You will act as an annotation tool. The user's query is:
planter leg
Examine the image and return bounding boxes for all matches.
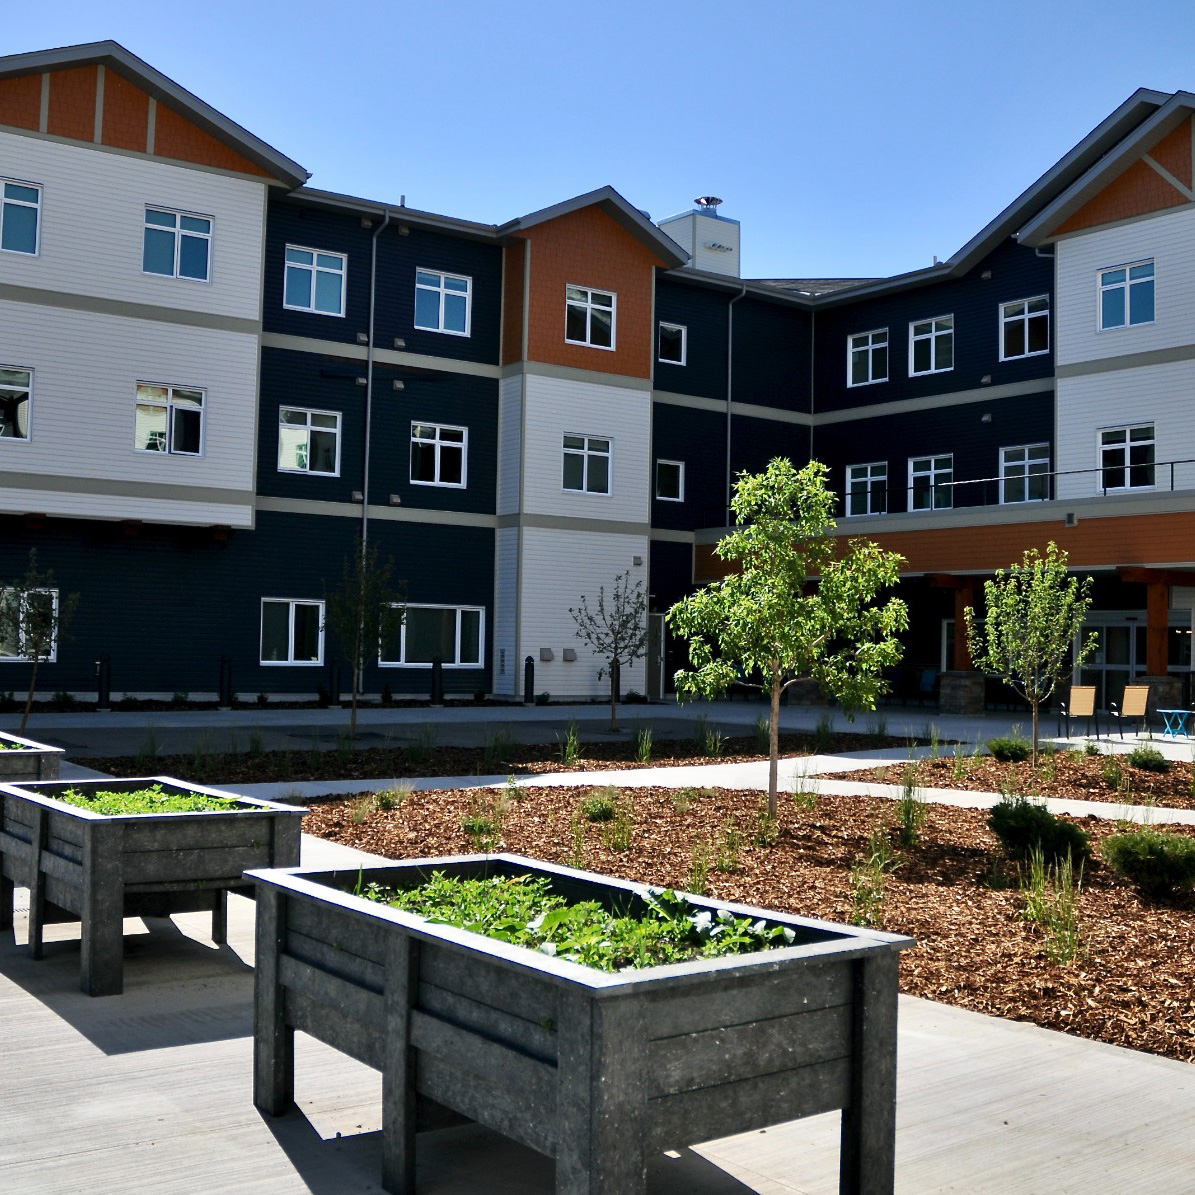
[254,887,295,1115]
[840,952,899,1195]
[0,870,12,935]
[382,934,418,1195]
[27,805,46,960]
[81,823,124,997]
[211,889,228,945]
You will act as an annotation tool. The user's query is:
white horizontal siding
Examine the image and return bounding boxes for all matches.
[0,299,258,522]
[496,373,522,516]
[0,129,266,322]
[492,527,519,694]
[521,374,650,523]
[0,485,252,527]
[1055,204,1195,368]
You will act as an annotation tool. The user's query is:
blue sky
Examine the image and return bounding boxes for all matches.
[8,1,1195,279]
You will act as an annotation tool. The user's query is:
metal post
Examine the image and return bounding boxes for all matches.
[524,656,535,704]
[430,656,444,705]
[218,656,232,709]
[95,657,111,710]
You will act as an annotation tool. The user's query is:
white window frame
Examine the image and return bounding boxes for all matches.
[562,433,612,495]
[134,382,205,457]
[0,588,59,663]
[909,315,954,376]
[142,205,212,283]
[283,244,347,317]
[413,269,472,336]
[379,603,485,668]
[410,421,468,488]
[908,454,953,511]
[1098,260,1155,331]
[0,364,33,443]
[845,462,887,517]
[0,177,42,256]
[277,407,341,477]
[565,285,617,351]
[847,328,888,387]
[259,598,325,666]
[658,322,687,365]
[1000,443,1051,504]
[1098,423,1155,493]
[999,296,1050,361]
[655,459,685,502]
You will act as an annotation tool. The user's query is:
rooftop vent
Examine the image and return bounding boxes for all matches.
[695,196,723,214]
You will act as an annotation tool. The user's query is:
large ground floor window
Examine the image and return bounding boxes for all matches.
[260,598,324,665]
[381,604,484,667]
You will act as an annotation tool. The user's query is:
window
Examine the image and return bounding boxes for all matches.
[1,179,40,255]
[410,422,467,487]
[1000,297,1050,359]
[143,207,211,281]
[909,315,953,375]
[1099,260,1154,329]
[414,269,471,335]
[848,329,888,386]
[909,454,953,511]
[380,604,484,667]
[1000,443,1050,503]
[656,459,684,501]
[134,383,204,456]
[1100,424,1154,491]
[0,366,32,441]
[0,588,58,662]
[284,246,346,316]
[260,598,324,665]
[563,434,610,494]
[565,286,616,349]
[846,462,887,516]
[278,407,340,476]
[658,322,686,365]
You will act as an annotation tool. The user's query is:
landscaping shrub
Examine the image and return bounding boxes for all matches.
[988,795,1091,864]
[1127,744,1170,773]
[580,788,617,822]
[987,735,1032,763]
[1102,828,1195,900]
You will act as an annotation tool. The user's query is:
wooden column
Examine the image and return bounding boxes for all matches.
[253,886,295,1115]
[80,820,125,996]
[1147,582,1169,677]
[381,933,419,1195]
[953,582,975,671]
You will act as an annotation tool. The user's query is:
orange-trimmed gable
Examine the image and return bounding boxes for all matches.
[101,70,150,153]
[1147,117,1193,188]
[1057,156,1189,236]
[0,73,41,131]
[46,64,97,141]
[501,240,526,366]
[154,100,270,177]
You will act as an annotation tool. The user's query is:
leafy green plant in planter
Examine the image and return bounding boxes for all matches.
[1127,744,1170,773]
[987,734,1032,763]
[989,795,1091,864]
[1102,827,1195,900]
[55,783,247,815]
[580,788,617,822]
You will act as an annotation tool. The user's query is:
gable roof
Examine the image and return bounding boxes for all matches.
[0,40,307,188]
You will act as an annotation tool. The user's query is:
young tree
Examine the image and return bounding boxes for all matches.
[667,458,907,816]
[325,541,405,737]
[964,542,1097,765]
[0,550,78,734]
[570,570,649,732]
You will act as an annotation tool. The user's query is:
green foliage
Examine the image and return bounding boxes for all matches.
[812,712,835,754]
[374,783,412,812]
[601,798,634,851]
[557,720,581,766]
[988,796,1091,864]
[753,799,780,847]
[580,788,618,822]
[791,767,818,812]
[849,820,899,928]
[1020,846,1084,964]
[569,569,649,732]
[535,691,550,706]
[714,818,744,873]
[753,716,770,753]
[667,458,907,816]
[135,726,160,772]
[951,748,970,780]
[964,543,1097,764]
[56,783,242,815]
[1102,828,1195,900]
[897,766,929,847]
[634,724,653,763]
[1101,757,1124,789]
[987,734,1032,762]
[688,838,712,895]
[352,794,375,825]
[566,812,588,870]
[483,726,515,772]
[1127,744,1170,773]
[461,791,503,851]
[1084,742,1103,757]
[406,723,438,768]
[693,714,724,757]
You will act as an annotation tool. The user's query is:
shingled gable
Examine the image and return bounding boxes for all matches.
[0,39,307,188]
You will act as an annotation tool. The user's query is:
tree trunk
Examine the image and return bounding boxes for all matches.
[350,665,360,738]
[1030,698,1040,769]
[768,663,781,818]
[19,656,39,734]
[609,657,620,733]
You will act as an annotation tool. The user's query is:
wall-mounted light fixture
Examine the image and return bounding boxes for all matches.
[354,377,367,387]
[980,375,992,386]
[392,380,405,391]
[356,332,369,345]
[539,647,554,662]
[351,490,364,503]
[563,648,577,662]
[389,494,402,506]
[394,338,406,349]
[980,412,992,424]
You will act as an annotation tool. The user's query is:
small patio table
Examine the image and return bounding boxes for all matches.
[1159,709,1191,739]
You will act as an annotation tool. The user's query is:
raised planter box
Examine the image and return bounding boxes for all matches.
[0,731,64,782]
[0,775,305,996]
[250,853,912,1195]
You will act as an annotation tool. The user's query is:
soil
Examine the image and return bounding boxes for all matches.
[830,748,1195,809]
[301,782,1195,1065]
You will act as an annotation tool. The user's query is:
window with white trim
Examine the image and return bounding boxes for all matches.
[414,269,471,335]
[260,598,324,665]
[658,322,686,364]
[1000,297,1049,360]
[134,383,204,456]
[656,459,684,501]
[284,245,346,316]
[1000,443,1050,503]
[278,407,340,476]
[0,366,32,441]
[410,422,467,487]
[909,454,953,511]
[848,328,888,386]
[563,434,611,494]
[0,588,58,662]
[909,315,953,375]
[846,462,887,516]
[1099,260,1154,330]
[1,179,41,255]
[143,207,211,281]
[1099,424,1154,491]
[380,604,484,667]
[565,285,616,349]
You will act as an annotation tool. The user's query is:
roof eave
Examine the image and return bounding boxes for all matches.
[288,186,500,240]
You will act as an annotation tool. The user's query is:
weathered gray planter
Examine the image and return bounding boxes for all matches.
[0,731,64,782]
[0,775,305,996]
[250,853,912,1195]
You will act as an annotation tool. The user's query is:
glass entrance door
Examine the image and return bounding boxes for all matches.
[1080,619,1145,711]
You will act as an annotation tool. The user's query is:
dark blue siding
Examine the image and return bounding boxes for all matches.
[732,297,812,415]
[651,403,731,530]
[730,413,810,486]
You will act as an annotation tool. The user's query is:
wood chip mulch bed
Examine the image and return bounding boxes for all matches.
[828,750,1195,809]
[302,782,1195,1066]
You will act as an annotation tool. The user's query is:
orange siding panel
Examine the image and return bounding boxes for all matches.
[46,65,97,141]
[502,239,526,366]
[0,74,41,131]
[101,71,150,153]
[1057,158,1188,235]
[154,103,270,177]
[1148,117,1192,188]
